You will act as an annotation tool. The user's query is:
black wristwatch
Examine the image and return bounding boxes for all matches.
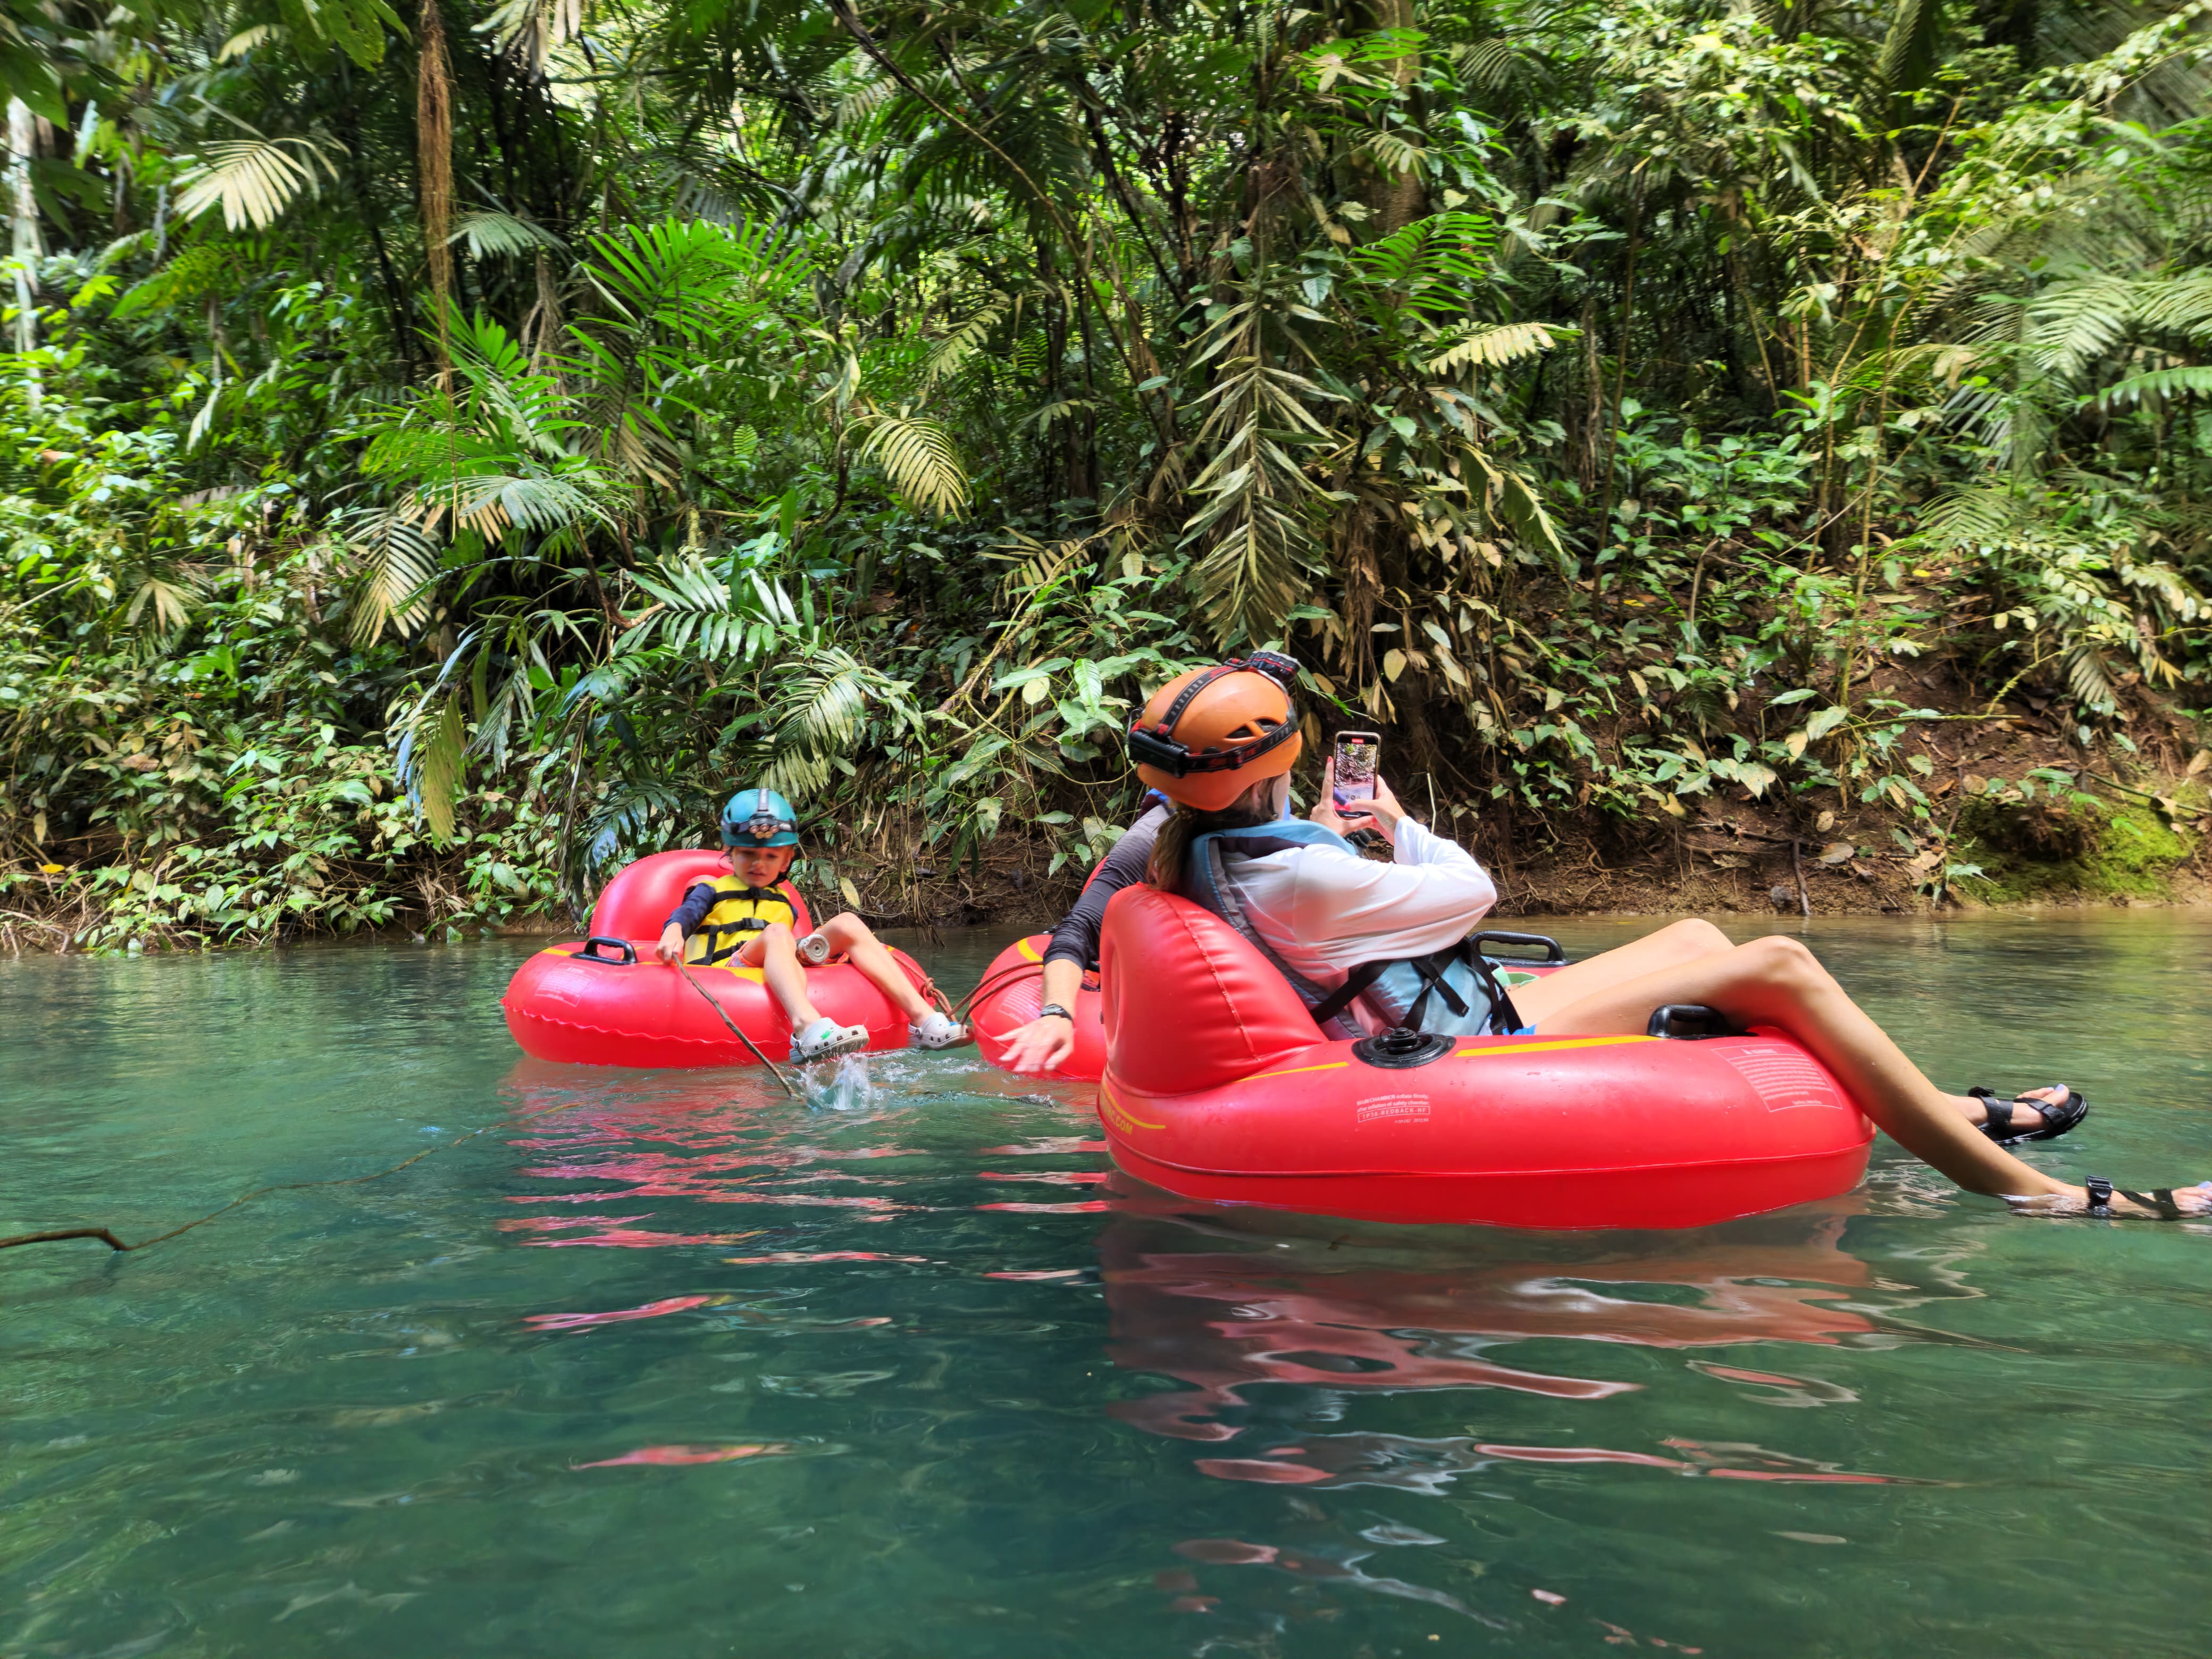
[1038,1003,1074,1022]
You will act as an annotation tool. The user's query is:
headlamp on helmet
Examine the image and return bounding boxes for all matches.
[1125,655,1306,811]
[719,787,800,849]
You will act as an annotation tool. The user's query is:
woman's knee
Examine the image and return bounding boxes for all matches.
[1728,934,1826,992]
[1654,918,1731,960]
[819,912,869,946]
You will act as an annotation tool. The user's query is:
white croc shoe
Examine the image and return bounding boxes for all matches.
[910,1011,971,1050]
[792,1018,869,1062]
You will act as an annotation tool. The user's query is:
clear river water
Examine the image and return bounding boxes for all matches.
[3,912,2208,1658]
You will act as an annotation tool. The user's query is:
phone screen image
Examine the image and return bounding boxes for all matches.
[1333,732,1379,810]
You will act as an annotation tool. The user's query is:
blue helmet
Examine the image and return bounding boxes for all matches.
[720,788,799,849]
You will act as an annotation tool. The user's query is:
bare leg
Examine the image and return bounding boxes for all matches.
[1510,919,1732,1026]
[1515,921,2027,1128]
[818,912,932,1021]
[1532,935,2074,1200]
[739,925,822,1028]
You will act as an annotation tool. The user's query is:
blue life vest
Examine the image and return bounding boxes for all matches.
[1179,820,1523,1040]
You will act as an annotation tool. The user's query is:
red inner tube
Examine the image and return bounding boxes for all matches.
[500,850,930,1069]
[1095,885,1873,1230]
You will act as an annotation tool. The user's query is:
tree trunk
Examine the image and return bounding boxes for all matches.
[418,0,457,370]
[7,98,41,382]
[1355,0,1426,234]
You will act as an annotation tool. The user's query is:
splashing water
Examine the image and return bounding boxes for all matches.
[802,1050,881,1111]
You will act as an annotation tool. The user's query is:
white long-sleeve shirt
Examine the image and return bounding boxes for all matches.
[1216,819,1499,1034]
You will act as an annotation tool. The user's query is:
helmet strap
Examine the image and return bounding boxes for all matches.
[1133,658,1299,776]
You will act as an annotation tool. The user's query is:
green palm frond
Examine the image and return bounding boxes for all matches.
[1452,38,1524,89]
[2027,272,2138,379]
[441,472,606,538]
[1427,322,1563,375]
[2131,270,2212,338]
[625,555,803,659]
[412,693,467,844]
[858,412,969,517]
[477,0,582,74]
[925,299,1009,386]
[1347,212,1498,295]
[449,208,565,259]
[2065,643,2117,710]
[348,516,441,645]
[124,575,197,635]
[1361,130,1427,175]
[758,650,912,799]
[577,780,702,890]
[215,23,280,60]
[175,136,337,231]
[1179,302,1334,643]
[2097,364,2212,407]
[985,533,1090,602]
[1876,0,1942,90]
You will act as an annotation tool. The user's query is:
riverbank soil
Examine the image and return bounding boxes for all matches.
[550,743,2212,937]
[5,725,2207,954]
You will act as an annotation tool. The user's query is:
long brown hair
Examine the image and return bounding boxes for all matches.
[1147,783,1277,892]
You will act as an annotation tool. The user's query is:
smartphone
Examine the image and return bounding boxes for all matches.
[1333,731,1381,814]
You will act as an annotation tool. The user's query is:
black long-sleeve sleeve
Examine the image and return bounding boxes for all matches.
[1042,805,1169,971]
[664,882,717,936]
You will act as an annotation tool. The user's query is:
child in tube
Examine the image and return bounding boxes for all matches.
[656,787,969,1061]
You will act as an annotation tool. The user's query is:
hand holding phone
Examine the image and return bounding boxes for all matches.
[1317,734,1405,847]
[1332,732,1380,814]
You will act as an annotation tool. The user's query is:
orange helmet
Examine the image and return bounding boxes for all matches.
[1127,653,1303,811]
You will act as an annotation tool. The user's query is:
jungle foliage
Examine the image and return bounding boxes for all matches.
[2,0,2209,948]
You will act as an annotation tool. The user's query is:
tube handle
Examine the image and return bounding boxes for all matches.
[1646,1004,1735,1040]
[1471,931,1568,964]
[574,935,639,966]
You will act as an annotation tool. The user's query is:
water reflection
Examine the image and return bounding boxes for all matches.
[6,921,2206,1659]
[1091,1197,1956,1645]
[1095,1201,1940,1490]
[493,1059,933,1246]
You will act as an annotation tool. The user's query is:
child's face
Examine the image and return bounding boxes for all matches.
[730,844,794,888]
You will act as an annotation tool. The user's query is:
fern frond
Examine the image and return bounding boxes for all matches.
[1916,483,2028,548]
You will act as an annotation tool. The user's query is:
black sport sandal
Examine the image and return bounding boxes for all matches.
[1970,1085,2089,1146]
[2082,1177,2188,1220]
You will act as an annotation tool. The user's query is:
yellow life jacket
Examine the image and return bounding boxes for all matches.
[686,875,802,966]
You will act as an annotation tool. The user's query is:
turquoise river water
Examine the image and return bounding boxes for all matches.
[3,913,2208,1657]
